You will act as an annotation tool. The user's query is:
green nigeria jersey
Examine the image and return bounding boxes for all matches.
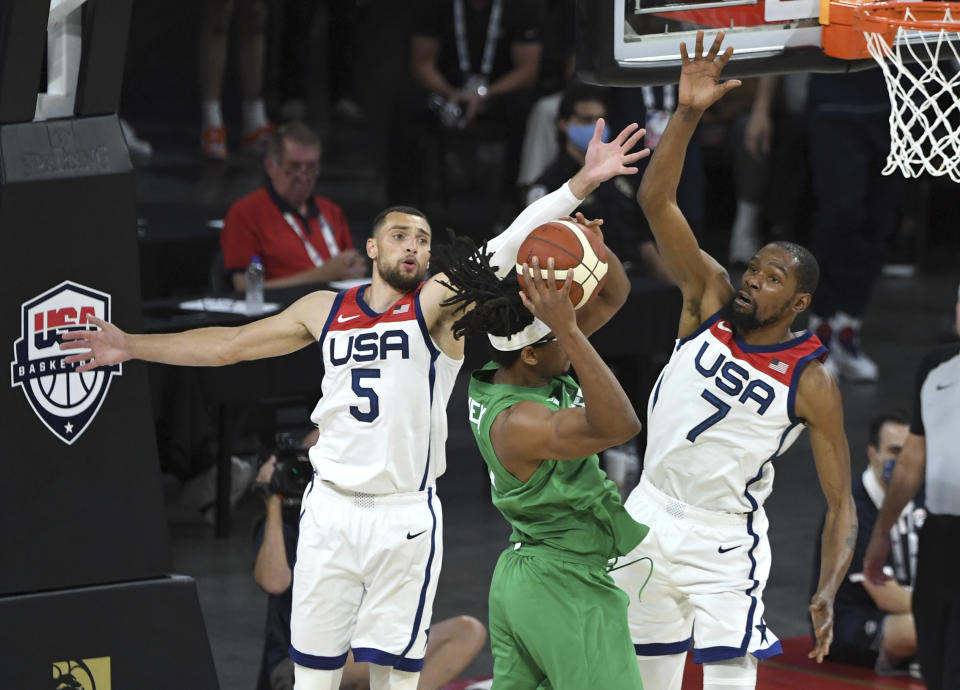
[467,362,648,560]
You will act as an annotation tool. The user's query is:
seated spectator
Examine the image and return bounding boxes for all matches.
[389,0,544,202]
[810,411,923,675]
[221,122,367,292]
[526,83,671,282]
[253,432,487,690]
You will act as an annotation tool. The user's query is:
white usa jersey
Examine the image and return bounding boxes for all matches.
[644,310,827,514]
[309,284,463,494]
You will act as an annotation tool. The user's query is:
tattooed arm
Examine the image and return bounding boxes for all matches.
[796,360,857,663]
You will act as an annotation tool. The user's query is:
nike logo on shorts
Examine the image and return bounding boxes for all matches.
[937,383,953,390]
[407,530,426,540]
[718,545,741,553]
[337,314,360,323]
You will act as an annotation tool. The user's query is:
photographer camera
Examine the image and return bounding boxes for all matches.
[253,431,487,690]
[253,435,314,523]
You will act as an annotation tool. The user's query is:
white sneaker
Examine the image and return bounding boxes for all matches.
[728,201,761,266]
[728,224,760,266]
[829,312,879,383]
[808,314,840,380]
[179,455,257,513]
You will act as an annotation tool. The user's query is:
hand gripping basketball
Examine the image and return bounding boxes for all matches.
[517,257,577,336]
[516,217,609,309]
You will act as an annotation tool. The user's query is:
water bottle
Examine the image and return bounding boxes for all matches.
[245,256,264,315]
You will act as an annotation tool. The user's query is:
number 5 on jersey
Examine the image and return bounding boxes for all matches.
[351,369,380,422]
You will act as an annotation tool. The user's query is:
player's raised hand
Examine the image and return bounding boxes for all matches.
[678,31,742,111]
[59,316,131,372]
[582,119,650,184]
[518,256,576,334]
[807,592,835,662]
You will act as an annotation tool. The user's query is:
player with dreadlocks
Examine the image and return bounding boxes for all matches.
[434,214,651,688]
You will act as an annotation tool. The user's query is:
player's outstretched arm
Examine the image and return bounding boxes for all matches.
[60,291,335,371]
[863,432,926,585]
[424,127,648,344]
[482,119,648,280]
[636,31,741,332]
[796,362,857,663]
[489,260,641,481]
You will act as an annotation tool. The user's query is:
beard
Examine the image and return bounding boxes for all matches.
[378,256,427,292]
[720,294,792,333]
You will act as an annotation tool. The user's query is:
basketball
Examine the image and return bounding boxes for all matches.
[515,220,608,309]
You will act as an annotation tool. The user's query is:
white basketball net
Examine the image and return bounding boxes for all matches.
[864,6,960,181]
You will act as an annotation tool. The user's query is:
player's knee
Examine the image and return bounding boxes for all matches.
[636,653,685,690]
[456,614,488,652]
[702,654,758,690]
[294,663,345,690]
[883,613,918,658]
[368,664,419,690]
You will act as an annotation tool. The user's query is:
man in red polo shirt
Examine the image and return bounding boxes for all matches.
[222,122,368,292]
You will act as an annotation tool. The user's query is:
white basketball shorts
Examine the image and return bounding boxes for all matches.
[611,475,782,663]
[290,479,443,672]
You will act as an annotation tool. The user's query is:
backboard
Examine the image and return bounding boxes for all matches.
[576,0,876,85]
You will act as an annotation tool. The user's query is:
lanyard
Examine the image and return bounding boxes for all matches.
[641,85,675,111]
[282,212,340,268]
[453,0,503,78]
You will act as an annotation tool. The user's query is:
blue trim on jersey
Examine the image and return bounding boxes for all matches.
[399,487,438,660]
[297,471,316,525]
[734,423,797,656]
[733,329,816,354]
[318,290,348,352]
[693,644,746,664]
[415,293,439,491]
[355,284,382,318]
[676,310,724,350]
[692,639,783,663]
[414,291,441,360]
[651,370,665,410]
[352,647,425,672]
[787,345,829,423]
[288,646,349,670]
[753,639,783,660]
[634,638,692,656]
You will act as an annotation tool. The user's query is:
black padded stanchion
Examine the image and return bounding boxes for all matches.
[0,2,218,686]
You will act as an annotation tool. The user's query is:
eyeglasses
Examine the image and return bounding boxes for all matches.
[280,161,320,176]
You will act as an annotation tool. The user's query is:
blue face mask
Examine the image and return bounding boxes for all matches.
[567,123,610,153]
[881,458,896,484]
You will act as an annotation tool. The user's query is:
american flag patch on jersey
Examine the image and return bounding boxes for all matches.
[393,303,410,314]
[769,358,789,374]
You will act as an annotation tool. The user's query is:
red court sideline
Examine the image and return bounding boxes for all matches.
[444,637,926,689]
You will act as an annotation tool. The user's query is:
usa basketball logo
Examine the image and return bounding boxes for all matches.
[10,281,121,444]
